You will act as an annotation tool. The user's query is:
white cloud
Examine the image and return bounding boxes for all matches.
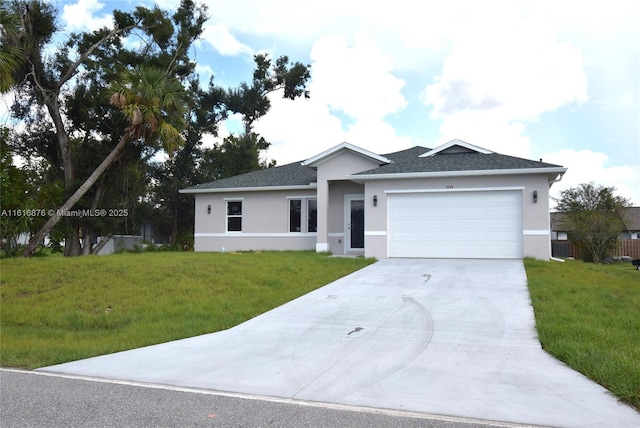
[422,3,588,157]
[310,32,407,121]
[195,64,215,81]
[543,149,640,206]
[200,23,253,56]
[435,112,530,158]
[253,91,346,164]
[254,33,412,164]
[62,0,112,32]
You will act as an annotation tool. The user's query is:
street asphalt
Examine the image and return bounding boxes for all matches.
[1,369,527,428]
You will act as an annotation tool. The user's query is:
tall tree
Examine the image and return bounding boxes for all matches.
[6,0,206,256]
[7,0,311,256]
[22,66,188,256]
[554,182,630,263]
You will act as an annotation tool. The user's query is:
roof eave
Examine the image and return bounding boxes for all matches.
[179,183,318,194]
[420,139,494,157]
[349,167,568,181]
[302,142,391,167]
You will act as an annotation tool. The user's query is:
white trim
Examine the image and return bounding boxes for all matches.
[328,232,344,237]
[351,167,567,181]
[180,184,317,194]
[365,231,387,236]
[523,230,550,236]
[224,197,245,201]
[302,142,391,167]
[316,243,330,252]
[385,186,525,194]
[420,139,493,157]
[286,195,316,200]
[195,233,317,238]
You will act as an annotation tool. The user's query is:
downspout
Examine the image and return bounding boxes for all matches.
[548,170,567,261]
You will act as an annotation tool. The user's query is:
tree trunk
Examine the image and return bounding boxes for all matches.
[22,135,129,257]
[64,223,82,256]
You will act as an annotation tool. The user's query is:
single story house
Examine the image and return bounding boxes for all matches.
[551,207,640,241]
[180,139,567,260]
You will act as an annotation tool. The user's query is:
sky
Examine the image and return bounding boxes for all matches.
[3,0,639,205]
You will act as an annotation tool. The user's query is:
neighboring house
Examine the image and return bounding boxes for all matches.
[180,139,567,260]
[551,207,640,241]
[620,207,640,240]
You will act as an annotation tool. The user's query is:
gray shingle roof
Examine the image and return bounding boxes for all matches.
[182,144,564,192]
[382,146,431,162]
[182,161,316,191]
[354,152,563,176]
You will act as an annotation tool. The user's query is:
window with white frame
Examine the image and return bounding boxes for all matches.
[226,200,242,232]
[307,199,317,232]
[289,200,302,232]
[288,198,317,233]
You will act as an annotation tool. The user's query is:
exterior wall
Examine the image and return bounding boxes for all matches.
[314,151,380,254]
[327,181,364,255]
[363,174,554,260]
[193,189,317,252]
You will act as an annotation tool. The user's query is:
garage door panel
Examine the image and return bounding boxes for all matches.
[392,232,421,242]
[453,218,486,230]
[486,219,519,229]
[454,245,486,257]
[422,207,453,217]
[422,232,455,244]
[421,218,453,229]
[389,191,522,259]
[390,219,421,231]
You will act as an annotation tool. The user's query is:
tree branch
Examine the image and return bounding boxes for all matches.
[58,23,139,88]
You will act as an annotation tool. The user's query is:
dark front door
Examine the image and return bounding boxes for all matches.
[349,199,365,250]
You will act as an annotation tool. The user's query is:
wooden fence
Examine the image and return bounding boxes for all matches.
[551,239,640,260]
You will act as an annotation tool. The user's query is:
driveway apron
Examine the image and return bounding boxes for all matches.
[40,259,640,427]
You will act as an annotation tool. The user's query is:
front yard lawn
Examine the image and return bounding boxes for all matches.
[0,251,374,369]
[524,258,640,410]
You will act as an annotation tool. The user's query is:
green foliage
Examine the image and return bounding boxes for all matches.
[226,53,311,132]
[0,251,374,368]
[5,0,311,256]
[0,130,63,256]
[525,258,640,409]
[0,5,26,92]
[554,182,630,263]
[109,66,188,154]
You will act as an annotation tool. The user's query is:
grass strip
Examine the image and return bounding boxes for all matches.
[525,258,640,410]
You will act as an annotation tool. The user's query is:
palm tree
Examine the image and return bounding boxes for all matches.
[0,6,25,93]
[22,66,188,256]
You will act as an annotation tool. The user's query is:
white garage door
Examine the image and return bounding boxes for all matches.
[388,190,523,259]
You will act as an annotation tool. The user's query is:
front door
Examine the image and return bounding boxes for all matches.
[346,195,365,251]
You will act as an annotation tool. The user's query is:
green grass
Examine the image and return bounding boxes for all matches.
[2,253,638,410]
[0,251,374,369]
[524,258,640,409]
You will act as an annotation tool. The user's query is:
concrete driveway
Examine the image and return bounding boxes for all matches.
[40,259,640,427]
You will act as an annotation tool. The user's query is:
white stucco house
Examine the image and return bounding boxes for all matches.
[180,139,567,260]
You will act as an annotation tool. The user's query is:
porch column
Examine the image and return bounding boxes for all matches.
[316,177,329,252]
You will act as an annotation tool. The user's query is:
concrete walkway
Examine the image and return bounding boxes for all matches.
[40,259,640,427]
